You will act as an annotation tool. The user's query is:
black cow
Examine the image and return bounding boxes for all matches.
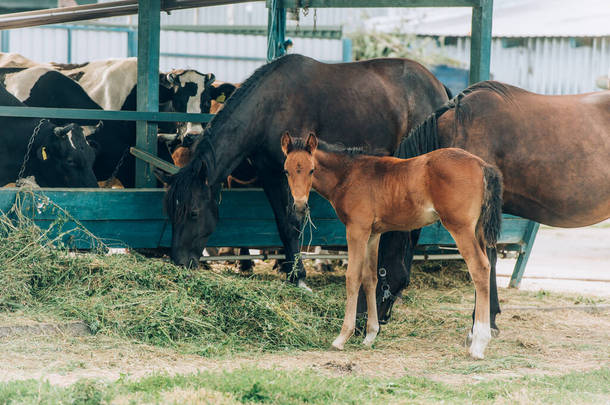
[0,85,98,187]
[0,65,174,188]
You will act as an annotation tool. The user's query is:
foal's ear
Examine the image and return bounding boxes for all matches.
[280,131,293,155]
[305,133,318,153]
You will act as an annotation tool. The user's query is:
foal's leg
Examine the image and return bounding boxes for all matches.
[362,233,381,347]
[470,247,501,341]
[450,229,492,359]
[332,227,369,350]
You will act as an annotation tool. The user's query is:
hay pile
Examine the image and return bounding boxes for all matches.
[0,211,344,354]
[0,199,471,355]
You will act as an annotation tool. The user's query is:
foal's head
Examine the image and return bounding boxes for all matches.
[281,132,318,218]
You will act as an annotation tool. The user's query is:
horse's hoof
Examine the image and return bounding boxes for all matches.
[362,336,376,347]
[469,349,485,360]
[491,328,500,338]
[297,279,313,292]
[330,343,344,351]
[465,331,473,347]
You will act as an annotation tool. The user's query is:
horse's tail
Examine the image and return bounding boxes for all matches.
[479,165,503,247]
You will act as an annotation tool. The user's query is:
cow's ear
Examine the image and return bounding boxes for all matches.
[36,146,49,161]
[211,83,236,103]
[54,125,70,138]
[205,73,215,87]
[166,72,179,86]
[280,131,293,155]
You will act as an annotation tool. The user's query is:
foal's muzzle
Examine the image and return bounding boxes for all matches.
[292,200,309,219]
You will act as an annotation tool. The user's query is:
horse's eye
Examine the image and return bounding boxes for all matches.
[309,169,314,175]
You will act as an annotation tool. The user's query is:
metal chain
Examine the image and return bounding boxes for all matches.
[101,146,129,187]
[16,118,48,182]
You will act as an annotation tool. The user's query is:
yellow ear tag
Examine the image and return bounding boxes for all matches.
[41,147,48,161]
[216,93,226,103]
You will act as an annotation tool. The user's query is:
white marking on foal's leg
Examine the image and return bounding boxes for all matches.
[362,324,379,347]
[469,321,491,360]
[297,279,313,293]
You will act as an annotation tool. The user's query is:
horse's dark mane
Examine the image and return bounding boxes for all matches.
[290,137,388,158]
[395,81,516,160]
[165,56,294,221]
[195,56,290,154]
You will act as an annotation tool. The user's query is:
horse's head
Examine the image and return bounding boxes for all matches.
[157,159,220,268]
[281,132,317,220]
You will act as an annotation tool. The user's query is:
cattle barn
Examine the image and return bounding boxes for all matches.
[0,0,539,288]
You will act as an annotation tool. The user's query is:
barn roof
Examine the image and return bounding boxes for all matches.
[364,0,610,38]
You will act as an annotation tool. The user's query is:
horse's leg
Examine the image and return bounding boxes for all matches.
[450,229,492,359]
[332,227,368,350]
[488,247,500,335]
[237,247,254,273]
[362,233,381,347]
[469,247,501,340]
[258,170,308,289]
[357,230,419,324]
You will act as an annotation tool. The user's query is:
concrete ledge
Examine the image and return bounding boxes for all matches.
[0,321,91,339]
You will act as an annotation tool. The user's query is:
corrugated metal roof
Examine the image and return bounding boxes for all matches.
[365,0,610,38]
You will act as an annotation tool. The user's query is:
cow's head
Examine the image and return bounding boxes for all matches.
[33,122,100,187]
[164,69,216,144]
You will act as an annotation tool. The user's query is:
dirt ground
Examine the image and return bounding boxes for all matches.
[497,221,610,296]
[1,288,608,388]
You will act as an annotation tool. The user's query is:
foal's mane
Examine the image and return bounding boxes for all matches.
[290,137,388,158]
[164,55,291,222]
[395,81,517,160]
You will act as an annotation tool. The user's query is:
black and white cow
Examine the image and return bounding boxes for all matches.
[0,65,173,188]
[0,85,98,187]
[162,69,218,144]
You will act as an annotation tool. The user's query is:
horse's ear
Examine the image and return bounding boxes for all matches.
[197,159,208,183]
[305,133,318,153]
[280,132,293,155]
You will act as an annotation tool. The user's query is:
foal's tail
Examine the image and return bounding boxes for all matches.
[479,165,503,247]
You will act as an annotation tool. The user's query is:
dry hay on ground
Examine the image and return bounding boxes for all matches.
[1,260,607,387]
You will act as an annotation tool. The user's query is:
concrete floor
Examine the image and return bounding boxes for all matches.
[496,221,610,296]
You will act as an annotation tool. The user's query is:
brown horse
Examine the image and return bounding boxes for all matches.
[281,133,503,359]
[371,81,610,331]
[158,54,450,291]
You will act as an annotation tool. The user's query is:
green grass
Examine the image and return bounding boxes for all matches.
[1,367,608,404]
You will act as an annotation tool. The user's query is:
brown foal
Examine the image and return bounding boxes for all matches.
[281,133,503,359]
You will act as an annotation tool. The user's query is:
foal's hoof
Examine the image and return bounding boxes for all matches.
[362,335,377,347]
[330,343,344,351]
[465,331,473,347]
[297,279,313,292]
[469,349,485,360]
[491,328,500,338]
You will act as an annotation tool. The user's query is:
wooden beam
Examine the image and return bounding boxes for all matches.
[135,0,160,188]
[0,106,213,122]
[509,221,540,288]
[270,0,481,8]
[0,0,254,30]
[469,0,493,84]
